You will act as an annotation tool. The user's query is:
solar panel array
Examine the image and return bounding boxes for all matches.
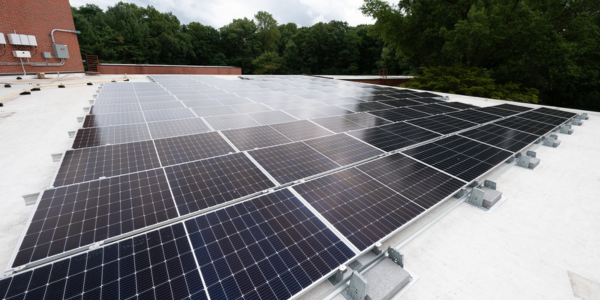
[2,75,578,300]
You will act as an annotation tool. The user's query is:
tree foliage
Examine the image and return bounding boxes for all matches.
[361,0,600,110]
[72,3,392,75]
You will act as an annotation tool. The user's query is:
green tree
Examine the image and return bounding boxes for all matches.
[252,52,284,74]
[254,11,281,52]
[220,18,262,74]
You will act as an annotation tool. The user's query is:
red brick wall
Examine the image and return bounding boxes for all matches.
[98,64,242,75]
[0,0,84,74]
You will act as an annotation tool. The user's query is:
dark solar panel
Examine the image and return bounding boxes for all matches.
[342,112,392,128]
[535,107,577,119]
[367,109,409,122]
[204,114,262,131]
[83,112,146,128]
[407,104,458,115]
[165,153,275,215]
[13,169,178,267]
[154,132,235,166]
[148,118,211,139]
[54,140,161,187]
[186,189,356,299]
[311,116,366,133]
[247,110,298,125]
[517,111,568,126]
[438,102,476,110]
[357,154,466,209]
[192,106,238,117]
[348,127,416,152]
[248,142,340,183]
[403,135,513,181]
[1,222,208,300]
[473,106,520,117]
[353,95,397,102]
[143,108,196,123]
[493,103,533,112]
[304,134,383,165]
[444,110,503,124]
[293,168,423,251]
[407,115,477,135]
[222,125,292,151]
[380,122,442,144]
[270,120,332,141]
[72,124,152,149]
[494,117,557,136]
[460,124,539,152]
[412,92,441,98]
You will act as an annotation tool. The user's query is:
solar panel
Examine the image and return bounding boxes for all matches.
[341,112,392,128]
[204,114,261,131]
[186,189,356,299]
[380,122,442,144]
[516,111,568,126]
[165,153,275,215]
[338,102,394,112]
[407,104,458,115]
[291,100,327,108]
[407,115,477,135]
[348,127,416,152]
[438,102,476,110]
[154,131,235,166]
[264,102,302,110]
[13,169,178,267]
[143,108,196,123]
[217,97,255,105]
[248,142,341,183]
[147,118,211,139]
[368,107,431,122]
[293,168,423,251]
[460,124,539,152]
[317,97,364,105]
[444,110,503,124]
[493,103,533,112]
[139,101,185,111]
[377,99,424,107]
[1,223,208,300]
[357,154,466,209]
[247,110,298,125]
[402,135,513,181]
[533,107,577,119]
[181,99,223,107]
[284,108,330,119]
[90,103,141,115]
[303,133,384,165]
[82,112,146,128]
[493,117,557,136]
[54,140,161,187]
[222,125,292,151]
[473,106,520,117]
[270,120,332,141]
[72,124,152,149]
[230,103,273,114]
[412,92,441,98]
[191,105,238,117]
[136,95,177,103]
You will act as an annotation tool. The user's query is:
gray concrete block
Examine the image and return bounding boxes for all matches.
[481,187,502,208]
[529,157,540,169]
[363,259,410,300]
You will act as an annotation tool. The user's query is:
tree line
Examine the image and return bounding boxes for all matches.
[72,1,600,110]
[71,3,390,76]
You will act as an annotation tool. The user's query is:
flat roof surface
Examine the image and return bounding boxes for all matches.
[0,74,598,299]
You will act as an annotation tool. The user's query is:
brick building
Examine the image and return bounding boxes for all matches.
[0,0,84,75]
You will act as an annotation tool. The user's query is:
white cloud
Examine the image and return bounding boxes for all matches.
[69,0,382,28]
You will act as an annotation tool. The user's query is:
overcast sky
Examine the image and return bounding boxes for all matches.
[69,0,386,28]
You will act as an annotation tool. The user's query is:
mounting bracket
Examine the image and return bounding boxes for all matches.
[387,247,404,268]
[543,134,560,148]
[559,125,574,135]
[342,271,368,300]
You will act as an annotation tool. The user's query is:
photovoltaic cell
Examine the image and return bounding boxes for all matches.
[13,169,178,267]
[348,127,416,152]
[293,168,423,251]
[438,102,476,110]
[380,122,442,144]
[493,103,533,112]
[72,124,152,149]
[473,106,520,117]
[494,117,557,136]
[192,106,238,117]
[147,118,211,139]
[54,140,161,187]
[304,134,383,165]
[444,110,503,124]
[143,108,196,123]
[357,154,466,209]
[534,107,577,119]
[270,120,332,141]
[249,142,341,183]
[378,99,424,107]
[230,103,273,114]
[186,189,356,300]
[517,111,570,126]
[407,115,477,135]
[338,102,394,112]
[310,116,367,133]
[165,153,275,215]
[247,110,298,125]
[1,223,208,300]
[222,125,292,151]
[205,114,262,131]
[90,103,141,115]
[181,99,223,107]
[154,131,235,166]
[460,124,539,152]
[139,101,185,111]
[406,104,458,115]
[83,112,146,128]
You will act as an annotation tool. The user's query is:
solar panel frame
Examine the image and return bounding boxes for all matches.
[147,118,212,139]
[72,124,152,149]
[222,125,293,151]
[153,131,235,166]
[270,120,333,141]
